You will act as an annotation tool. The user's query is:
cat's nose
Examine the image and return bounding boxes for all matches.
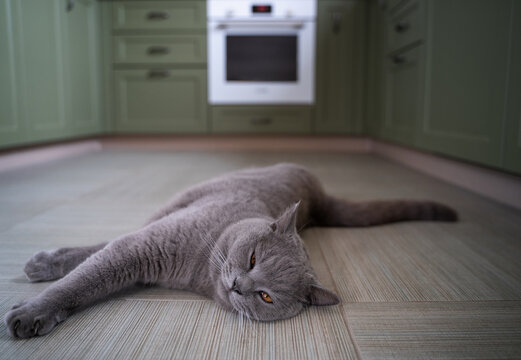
[231,278,242,295]
[231,276,253,295]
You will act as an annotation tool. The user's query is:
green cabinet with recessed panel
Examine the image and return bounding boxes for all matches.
[114,69,207,133]
[0,0,103,149]
[111,0,208,134]
[368,0,521,174]
[315,0,366,134]
[416,0,512,168]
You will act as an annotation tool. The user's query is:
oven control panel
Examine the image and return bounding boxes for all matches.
[208,0,316,20]
[252,5,273,14]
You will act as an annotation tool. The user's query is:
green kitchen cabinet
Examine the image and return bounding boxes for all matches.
[114,69,207,134]
[211,106,312,134]
[381,45,424,145]
[11,0,68,145]
[416,0,512,167]
[315,0,366,134]
[112,1,206,32]
[0,0,103,149]
[0,0,22,147]
[365,0,386,137]
[62,0,103,137]
[502,1,521,174]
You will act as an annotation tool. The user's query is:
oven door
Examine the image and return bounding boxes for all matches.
[208,21,315,104]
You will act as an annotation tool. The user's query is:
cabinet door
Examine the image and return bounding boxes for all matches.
[0,0,22,147]
[381,45,423,145]
[503,1,521,174]
[114,69,207,133]
[61,0,102,136]
[13,0,67,144]
[316,0,365,134]
[365,0,386,137]
[417,0,511,167]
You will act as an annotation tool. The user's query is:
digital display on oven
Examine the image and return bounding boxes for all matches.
[252,5,272,14]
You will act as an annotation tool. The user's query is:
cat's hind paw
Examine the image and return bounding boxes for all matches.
[4,298,64,339]
[24,250,62,282]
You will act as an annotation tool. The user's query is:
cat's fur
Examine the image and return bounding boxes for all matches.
[4,163,457,338]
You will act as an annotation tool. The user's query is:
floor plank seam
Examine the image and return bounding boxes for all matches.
[317,239,364,360]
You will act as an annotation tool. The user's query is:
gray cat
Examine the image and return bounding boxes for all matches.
[4,163,457,338]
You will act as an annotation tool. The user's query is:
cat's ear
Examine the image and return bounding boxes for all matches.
[271,201,300,234]
[307,284,340,306]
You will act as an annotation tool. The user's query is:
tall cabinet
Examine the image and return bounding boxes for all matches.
[0,0,102,149]
[367,0,521,175]
[315,0,366,134]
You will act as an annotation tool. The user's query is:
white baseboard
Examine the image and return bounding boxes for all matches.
[371,141,521,210]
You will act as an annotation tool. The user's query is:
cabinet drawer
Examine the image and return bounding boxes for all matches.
[114,69,207,133]
[382,45,423,144]
[113,35,206,65]
[211,107,312,134]
[112,1,205,31]
[387,1,423,52]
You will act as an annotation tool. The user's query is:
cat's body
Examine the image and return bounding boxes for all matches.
[5,163,457,338]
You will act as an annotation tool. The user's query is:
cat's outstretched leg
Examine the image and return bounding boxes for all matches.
[5,222,172,339]
[24,243,108,282]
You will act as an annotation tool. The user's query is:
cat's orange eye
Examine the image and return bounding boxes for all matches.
[250,252,256,269]
[260,291,273,303]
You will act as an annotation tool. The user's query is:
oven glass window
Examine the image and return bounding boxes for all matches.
[226,35,298,82]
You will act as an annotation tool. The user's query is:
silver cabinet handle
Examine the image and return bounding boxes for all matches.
[250,117,272,125]
[148,46,170,55]
[392,55,406,65]
[394,22,410,33]
[148,69,170,79]
[147,11,170,21]
[332,14,342,34]
[66,0,74,12]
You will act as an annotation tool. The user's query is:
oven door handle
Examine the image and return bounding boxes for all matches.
[216,21,305,30]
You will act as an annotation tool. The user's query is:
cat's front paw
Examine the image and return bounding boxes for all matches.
[24,250,62,282]
[4,298,64,339]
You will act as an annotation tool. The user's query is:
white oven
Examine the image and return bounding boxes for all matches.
[207,0,317,105]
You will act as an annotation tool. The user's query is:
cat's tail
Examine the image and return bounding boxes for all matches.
[313,196,458,227]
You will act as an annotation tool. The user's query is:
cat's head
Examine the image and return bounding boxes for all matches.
[217,202,340,321]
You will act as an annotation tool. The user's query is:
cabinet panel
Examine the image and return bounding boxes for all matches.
[115,69,207,133]
[62,0,102,135]
[503,1,521,174]
[112,1,205,31]
[316,0,365,134]
[418,0,511,167]
[113,35,206,65]
[15,0,67,142]
[0,0,22,147]
[381,45,423,145]
[211,106,312,134]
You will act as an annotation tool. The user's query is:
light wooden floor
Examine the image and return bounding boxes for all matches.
[0,150,520,359]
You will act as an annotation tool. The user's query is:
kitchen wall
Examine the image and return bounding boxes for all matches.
[0,0,519,175]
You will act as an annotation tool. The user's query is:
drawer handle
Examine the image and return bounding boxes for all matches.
[147,11,170,21]
[332,13,342,35]
[148,46,170,55]
[394,22,410,33]
[148,69,170,79]
[392,55,406,65]
[250,117,272,125]
[66,0,74,12]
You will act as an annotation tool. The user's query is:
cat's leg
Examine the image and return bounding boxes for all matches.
[5,224,170,339]
[24,242,108,282]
